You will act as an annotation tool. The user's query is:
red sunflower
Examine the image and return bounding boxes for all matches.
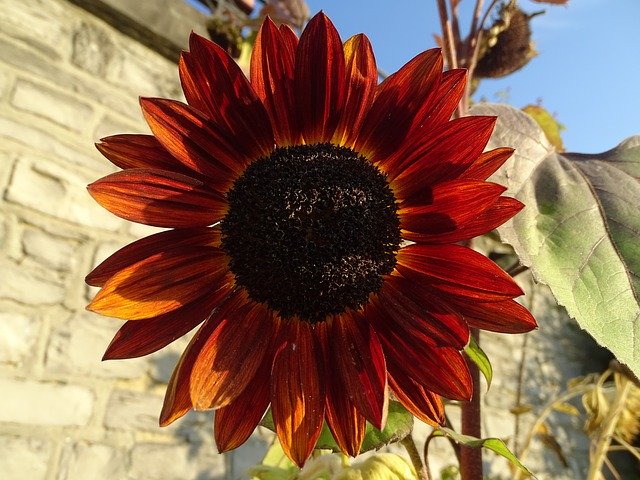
[86,13,536,466]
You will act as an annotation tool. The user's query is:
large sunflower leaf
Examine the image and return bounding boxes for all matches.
[261,401,413,453]
[471,103,640,377]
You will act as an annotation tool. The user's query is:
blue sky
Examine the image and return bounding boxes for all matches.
[187,0,639,153]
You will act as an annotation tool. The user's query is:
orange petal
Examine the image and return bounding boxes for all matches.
[388,370,444,427]
[403,196,523,244]
[88,247,228,320]
[332,313,388,429]
[294,12,346,144]
[396,244,523,301]
[88,169,226,228]
[355,49,443,160]
[214,356,273,452]
[180,33,274,159]
[96,134,197,177]
[271,321,325,467]
[453,298,538,334]
[332,34,377,148]
[250,17,300,146]
[102,277,233,359]
[86,227,220,287]
[460,147,514,181]
[140,98,244,190]
[190,303,275,410]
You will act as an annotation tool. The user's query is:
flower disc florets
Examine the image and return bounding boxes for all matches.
[221,143,401,322]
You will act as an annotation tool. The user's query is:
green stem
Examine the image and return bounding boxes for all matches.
[459,328,483,480]
[401,435,430,480]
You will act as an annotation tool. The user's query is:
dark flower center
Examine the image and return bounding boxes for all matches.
[221,143,401,323]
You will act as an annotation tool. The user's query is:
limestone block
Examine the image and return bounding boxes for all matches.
[104,390,166,432]
[22,228,79,272]
[109,47,179,98]
[46,311,147,379]
[0,116,111,174]
[0,435,52,480]
[129,442,225,480]
[0,311,39,364]
[0,68,12,98]
[93,114,144,142]
[57,441,126,480]
[0,378,93,426]
[0,0,71,60]
[71,21,117,77]
[5,155,122,231]
[11,79,94,133]
[0,262,65,305]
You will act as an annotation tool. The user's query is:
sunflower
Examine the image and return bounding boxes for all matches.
[86,13,536,466]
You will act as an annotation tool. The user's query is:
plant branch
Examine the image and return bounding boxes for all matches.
[435,0,457,70]
[402,435,430,480]
[459,328,483,480]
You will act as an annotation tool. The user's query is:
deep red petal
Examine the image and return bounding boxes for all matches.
[355,49,443,160]
[333,313,388,429]
[388,369,444,427]
[460,147,514,181]
[251,18,300,145]
[190,302,275,410]
[96,134,196,177]
[388,116,496,188]
[88,169,226,228]
[370,306,472,400]
[271,321,325,467]
[332,34,377,148]
[86,227,220,287]
[180,33,274,158]
[214,359,272,452]
[294,12,346,143]
[452,298,537,333]
[396,244,523,301]
[403,197,523,244]
[102,278,234,360]
[399,180,506,235]
[88,247,229,320]
[376,276,469,349]
[140,98,245,190]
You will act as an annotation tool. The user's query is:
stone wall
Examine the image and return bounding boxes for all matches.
[0,0,613,479]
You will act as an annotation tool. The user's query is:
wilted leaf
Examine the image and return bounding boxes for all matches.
[531,0,569,4]
[553,402,581,416]
[510,404,534,415]
[262,401,413,454]
[471,103,640,378]
[464,335,493,389]
[434,427,534,476]
[522,104,565,151]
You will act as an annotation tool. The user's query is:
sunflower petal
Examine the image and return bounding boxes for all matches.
[388,369,444,427]
[180,33,274,158]
[102,278,233,360]
[389,116,496,188]
[294,12,346,143]
[251,18,300,145]
[460,147,514,181]
[355,49,443,160]
[88,247,228,320]
[332,34,377,148]
[87,169,226,228]
[96,134,195,176]
[403,197,523,244]
[454,298,538,333]
[396,244,523,301]
[190,303,275,410]
[140,97,244,188]
[399,180,506,234]
[214,360,272,452]
[271,321,325,467]
[86,227,220,287]
[333,313,388,429]
[376,277,469,349]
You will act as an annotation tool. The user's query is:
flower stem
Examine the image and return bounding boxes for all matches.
[401,435,431,480]
[459,328,483,480]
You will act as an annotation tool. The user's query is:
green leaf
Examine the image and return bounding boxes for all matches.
[470,103,640,378]
[464,335,493,389]
[261,401,413,454]
[434,427,534,477]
